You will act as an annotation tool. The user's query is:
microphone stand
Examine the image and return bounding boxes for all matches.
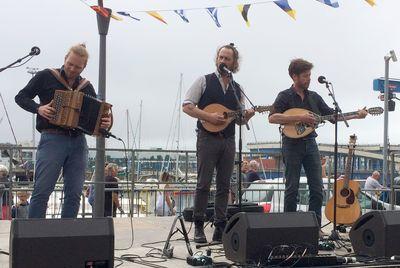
[227,72,250,211]
[324,81,349,241]
[0,52,35,73]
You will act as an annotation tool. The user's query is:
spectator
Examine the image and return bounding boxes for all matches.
[12,191,30,219]
[88,163,122,217]
[0,165,8,219]
[365,171,385,191]
[155,172,176,216]
[0,165,13,220]
[246,160,260,184]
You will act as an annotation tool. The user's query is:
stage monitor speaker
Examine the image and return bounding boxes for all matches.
[10,217,114,268]
[222,212,319,264]
[349,210,400,258]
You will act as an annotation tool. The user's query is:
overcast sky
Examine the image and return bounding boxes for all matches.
[0,0,399,150]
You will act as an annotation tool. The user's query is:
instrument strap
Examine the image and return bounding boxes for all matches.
[49,68,89,92]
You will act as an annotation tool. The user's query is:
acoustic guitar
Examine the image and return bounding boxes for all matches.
[325,134,361,225]
[200,103,272,133]
[281,107,383,139]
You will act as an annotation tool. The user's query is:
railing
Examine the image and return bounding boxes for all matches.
[1,144,399,219]
[2,179,400,220]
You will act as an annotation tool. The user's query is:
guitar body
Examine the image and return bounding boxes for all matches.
[201,103,234,133]
[325,178,361,225]
[281,108,316,138]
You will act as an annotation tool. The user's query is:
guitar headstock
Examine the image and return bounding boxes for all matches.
[254,105,273,114]
[367,107,384,116]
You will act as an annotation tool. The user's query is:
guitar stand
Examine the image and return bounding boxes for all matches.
[162,215,193,258]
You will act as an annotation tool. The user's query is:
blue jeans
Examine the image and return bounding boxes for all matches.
[282,138,323,226]
[29,133,88,218]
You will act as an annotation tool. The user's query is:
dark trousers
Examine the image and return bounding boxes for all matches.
[282,138,323,226]
[193,130,235,224]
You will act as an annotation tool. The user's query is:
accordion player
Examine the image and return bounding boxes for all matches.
[49,90,112,136]
[47,68,113,136]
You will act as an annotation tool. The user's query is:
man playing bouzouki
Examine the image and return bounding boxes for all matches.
[268,58,367,233]
[182,44,254,243]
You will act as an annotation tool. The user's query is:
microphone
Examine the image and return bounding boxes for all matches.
[99,129,121,141]
[218,63,232,75]
[29,46,41,56]
[318,75,330,85]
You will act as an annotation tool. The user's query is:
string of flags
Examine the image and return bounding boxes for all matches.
[83,0,377,27]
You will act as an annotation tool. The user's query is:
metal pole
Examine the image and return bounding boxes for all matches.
[390,152,395,210]
[94,2,111,217]
[383,57,390,187]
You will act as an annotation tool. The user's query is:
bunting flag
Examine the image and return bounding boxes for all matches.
[117,11,141,21]
[274,0,296,20]
[315,0,339,8]
[237,4,251,27]
[110,13,123,21]
[364,0,376,6]
[206,7,221,27]
[146,11,167,24]
[91,6,109,17]
[174,9,189,23]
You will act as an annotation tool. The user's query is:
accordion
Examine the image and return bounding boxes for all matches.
[49,90,112,136]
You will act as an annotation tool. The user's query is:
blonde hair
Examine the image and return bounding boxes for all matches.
[105,163,118,176]
[65,43,89,65]
[0,165,8,175]
[249,160,259,170]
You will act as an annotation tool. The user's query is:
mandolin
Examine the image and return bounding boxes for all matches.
[281,107,383,139]
[325,134,361,225]
[200,103,272,133]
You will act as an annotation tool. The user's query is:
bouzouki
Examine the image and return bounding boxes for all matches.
[281,107,383,139]
[200,103,273,133]
[325,134,361,225]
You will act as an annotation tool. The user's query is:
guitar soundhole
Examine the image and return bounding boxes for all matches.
[340,188,349,197]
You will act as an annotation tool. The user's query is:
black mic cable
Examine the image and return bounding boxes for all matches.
[99,128,123,141]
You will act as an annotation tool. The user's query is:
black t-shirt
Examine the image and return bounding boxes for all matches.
[270,86,334,140]
[104,176,118,217]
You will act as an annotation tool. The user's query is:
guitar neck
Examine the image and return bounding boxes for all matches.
[320,111,358,122]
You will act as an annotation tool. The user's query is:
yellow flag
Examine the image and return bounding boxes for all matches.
[365,0,376,6]
[237,4,251,27]
[146,11,167,24]
[111,13,123,21]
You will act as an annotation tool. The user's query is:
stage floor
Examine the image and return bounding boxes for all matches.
[0,216,399,268]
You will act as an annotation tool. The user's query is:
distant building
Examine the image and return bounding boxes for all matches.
[246,142,400,180]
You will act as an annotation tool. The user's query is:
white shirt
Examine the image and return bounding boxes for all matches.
[364,176,385,190]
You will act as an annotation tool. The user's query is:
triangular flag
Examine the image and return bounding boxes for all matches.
[315,0,339,8]
[206,7,221,28]
[364,0,375,6]
[174,10,189,23]
[274,0,296,20]
[91,6,109,18]
[146,11,167,24]
[237,4,251,27]
[111,13,123,21]
[117,11,141,21]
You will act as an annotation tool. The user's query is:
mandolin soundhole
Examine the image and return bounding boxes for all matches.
[295,123,306,135]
